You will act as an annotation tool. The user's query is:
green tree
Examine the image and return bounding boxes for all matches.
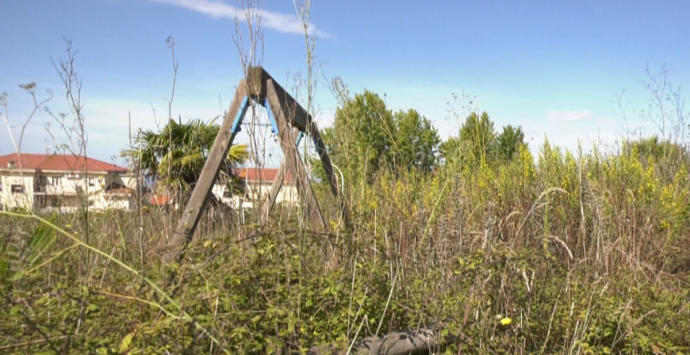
[121,118,248,195]
[495,125,527,162]
[440,112,526,166]
[441,111,496,165]
[392,109,440,172]
[628,135,689,180]
[460,111,496,162]
[438,138,460,163]
[322,90,396,183]
[630,135,684,160]
[320,90,440,186]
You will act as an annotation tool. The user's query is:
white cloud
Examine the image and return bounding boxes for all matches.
[143,0,332,38]
[546,110,592,122]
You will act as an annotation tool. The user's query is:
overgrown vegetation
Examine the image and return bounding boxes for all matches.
[2,3,690,355]
[3,108,690,354]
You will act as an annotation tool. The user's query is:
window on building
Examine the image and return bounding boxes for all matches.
[51,177,62,186]
[11,185,24,193]
[88,178,95,187]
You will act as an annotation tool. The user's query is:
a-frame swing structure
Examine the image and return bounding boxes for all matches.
[166,66,350,262]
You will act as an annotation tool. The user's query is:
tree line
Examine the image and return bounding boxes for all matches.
[317,89,528,186]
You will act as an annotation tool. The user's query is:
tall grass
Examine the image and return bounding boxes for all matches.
[2,7,688,352]
[2,133,689,354]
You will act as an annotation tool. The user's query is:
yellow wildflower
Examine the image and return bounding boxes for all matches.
[500,317,512,326]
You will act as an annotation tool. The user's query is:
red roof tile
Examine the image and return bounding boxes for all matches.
[0,153,49,171]
[0,153,129,173]
[149,194,172,206]
[233,167,294,184]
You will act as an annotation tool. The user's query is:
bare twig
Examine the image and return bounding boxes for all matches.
[164,36,178,181]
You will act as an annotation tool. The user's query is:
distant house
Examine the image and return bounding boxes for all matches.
[0,153,136,212]
[138,167,301,211]
[212,167,299,209]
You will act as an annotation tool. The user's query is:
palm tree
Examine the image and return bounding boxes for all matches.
[121,117,248,197]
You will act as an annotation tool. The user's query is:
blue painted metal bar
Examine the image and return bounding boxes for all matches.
[230,96,250,134]
[264,97,281,135]
[266,97,303,147]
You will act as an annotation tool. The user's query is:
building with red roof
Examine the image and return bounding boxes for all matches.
[0,153,135,212]
[232,167,294,184]
[211,167,298,211]
[147,166,298,212]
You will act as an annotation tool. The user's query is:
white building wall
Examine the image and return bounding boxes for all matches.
[210,182,299,210]
[1,169,298,213]
[0,170,136,212]
[117,175,137,189]
[1,174,36,210]
[100,195,133,210]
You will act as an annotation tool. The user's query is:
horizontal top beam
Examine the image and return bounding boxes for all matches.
[245,66,311,132]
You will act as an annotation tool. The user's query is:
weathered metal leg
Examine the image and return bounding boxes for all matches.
[266,79,326,229]
[166,82,250,263]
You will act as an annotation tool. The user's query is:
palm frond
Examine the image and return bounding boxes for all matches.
[119,117,249,195]
[227,144,249,166]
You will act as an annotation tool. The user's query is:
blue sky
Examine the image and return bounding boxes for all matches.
[1,0,689,166]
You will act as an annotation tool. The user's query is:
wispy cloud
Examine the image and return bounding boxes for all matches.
[143,0,332,38]
[546,110,592,122]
